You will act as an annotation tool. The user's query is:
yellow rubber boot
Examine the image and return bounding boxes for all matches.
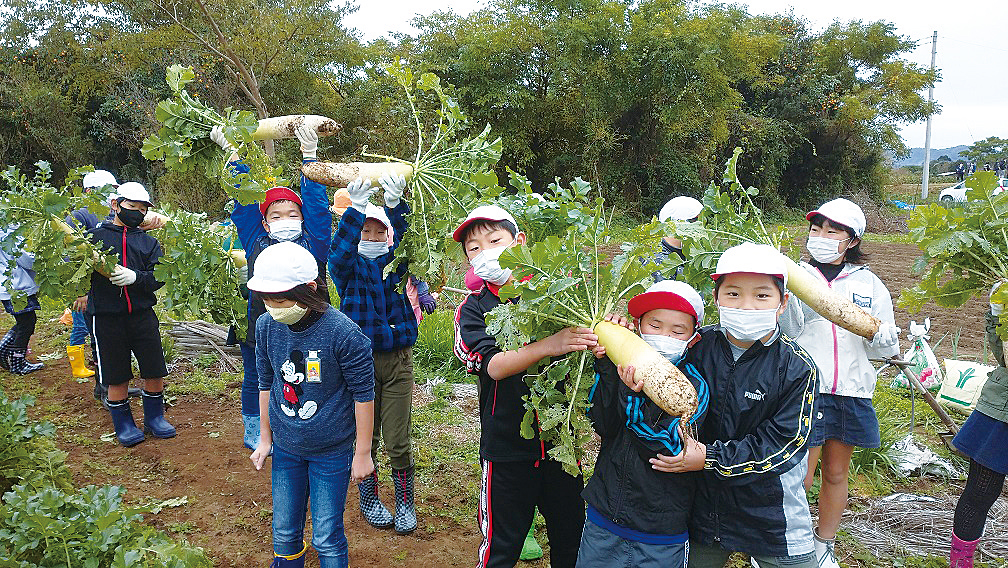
[67,344,95,378]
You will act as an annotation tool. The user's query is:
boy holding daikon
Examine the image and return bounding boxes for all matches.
[645,242,819,568]
[578,280,710,568]
[453,205,593,568]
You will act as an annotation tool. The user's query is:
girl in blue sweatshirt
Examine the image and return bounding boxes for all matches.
[247,241,376,568]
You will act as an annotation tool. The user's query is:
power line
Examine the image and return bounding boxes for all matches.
[939,34,1008,54]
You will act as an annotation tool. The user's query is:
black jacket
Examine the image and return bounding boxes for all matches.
[582,356,709,536]
[86,221,164,315]
[454,286,547,462]
[685,325,818,557]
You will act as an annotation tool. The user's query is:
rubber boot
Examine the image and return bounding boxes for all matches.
[67,344,95,378]
[270,541,308,568]
[242,414,260,450]
[0,330,13,370]
[358,469,394,529]
[950,532,980,568]
[520,523,543,561]
[8,348,43,375]
[107,399,145,447]
[392,465,417,535]
[142,391,176,438]
[814,531,840,568]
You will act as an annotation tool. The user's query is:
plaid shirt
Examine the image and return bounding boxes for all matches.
[328,202,418,352]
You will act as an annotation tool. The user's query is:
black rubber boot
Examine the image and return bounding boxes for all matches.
[357,469,394,529]
[392,466,417,535]
[107,399,145,447]
[142,391,176,438]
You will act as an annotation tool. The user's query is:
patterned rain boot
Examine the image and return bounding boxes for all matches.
[8,348,43,375]
[270,541,307,568]
[392,465,417,535]
[950,532,980,568]
[107,399,145,447]
[67,344,95,378]
[0,330,14,370]
[142,391,176,438]
[242,414,260,450]
[358,469,394,529]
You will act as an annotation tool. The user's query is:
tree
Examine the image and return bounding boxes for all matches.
[963,136,1007,165]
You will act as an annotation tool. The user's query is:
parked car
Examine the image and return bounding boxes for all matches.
[939,177,1008,202]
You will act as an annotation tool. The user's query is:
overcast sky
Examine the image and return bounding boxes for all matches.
[343,0,1008,151]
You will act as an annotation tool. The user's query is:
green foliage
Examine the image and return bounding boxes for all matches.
[961,136,1007,165]
[0,392,72,496]
[413,309,463,374]
[900,171,1006,323]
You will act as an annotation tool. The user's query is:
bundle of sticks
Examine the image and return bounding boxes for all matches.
[163,320,241,372]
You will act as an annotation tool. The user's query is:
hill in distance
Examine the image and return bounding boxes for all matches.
[893,145,969,168]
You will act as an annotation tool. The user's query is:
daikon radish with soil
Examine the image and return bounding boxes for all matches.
[301,161,414,188]
[783,256,881,339]
[252,115,342,140]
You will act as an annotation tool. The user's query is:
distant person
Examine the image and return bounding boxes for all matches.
[956,162,966,182]
[984,163,991,172]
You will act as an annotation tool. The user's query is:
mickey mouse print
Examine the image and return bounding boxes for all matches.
[280,350,318,420]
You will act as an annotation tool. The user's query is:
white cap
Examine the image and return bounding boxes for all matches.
[83,169,118,189]
[711,242,788,287]
[247,241,319,293]
[658,196,703,222]
[364,203,392,236]
[115,182,153,207]
[452,205,519,242]
[806,198,866,237]
[627,280,705,326]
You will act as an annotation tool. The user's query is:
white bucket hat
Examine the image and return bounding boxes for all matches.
[247,241,319,293]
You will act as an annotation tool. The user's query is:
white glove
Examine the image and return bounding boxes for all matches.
[379,173,406,209]
[210,125,238,161]
[991,281,1007,316]
[872,321,901,348]
[237,264,249,287]
[294,124,318,159]
[346,177,375,213]
[109,265,137,287]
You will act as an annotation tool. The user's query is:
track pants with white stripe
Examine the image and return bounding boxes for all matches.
[475,458,584,568]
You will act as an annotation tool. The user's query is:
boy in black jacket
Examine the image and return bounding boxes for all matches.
[580,280,709,568]
[452,205,596,568]
[646,243,818,568]
[87,182,175,447]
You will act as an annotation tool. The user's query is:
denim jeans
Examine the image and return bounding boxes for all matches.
[69,311,90,346]
[687,543,817,568]
[272,443,353,568]
[239,343,259,416]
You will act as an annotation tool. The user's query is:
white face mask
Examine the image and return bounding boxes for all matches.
[472,246,513,285]
[718,305,780,343]
[358,240,390,259]
[806,236,848,264]
[266,303,308,325]
[268,220,303,242]
[642,332,696,364]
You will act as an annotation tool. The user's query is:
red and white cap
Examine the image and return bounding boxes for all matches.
[805,198,866,237]
[247,241,319,293]
[83,169,118,189]
[116,182,153,207]
[658,196,703,222]
[259,186,303,216]
[628,280,705,326]
[452,205,519,242]
[711,242,788,287]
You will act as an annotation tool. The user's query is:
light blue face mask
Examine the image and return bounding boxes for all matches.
[358,240,390,259]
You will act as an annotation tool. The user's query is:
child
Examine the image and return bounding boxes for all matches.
[646,242,819,568]
[579,280,709,568]
[248,242,375,568]
[653,195,704,282]
[788,198,900,568]
[950,282,1008,568]
[0,225,43,375]
[452,205,594,568]
[328,174,419,535]
[86,182,174,447]
[211,125,330,451]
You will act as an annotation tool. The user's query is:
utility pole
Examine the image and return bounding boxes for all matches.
[922,31,937,200]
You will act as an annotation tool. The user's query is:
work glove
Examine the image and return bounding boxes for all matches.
[346,177,375,213]
[237,264,249,288]
[295,124,318,160]
[416,279,437,314]
[871,321,901,349]
[379,173,406,209]
[209,125,238,161]
[109,265,137,287]
[990,280,1007,316]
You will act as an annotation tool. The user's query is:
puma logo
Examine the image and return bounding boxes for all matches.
[744,389,765,401]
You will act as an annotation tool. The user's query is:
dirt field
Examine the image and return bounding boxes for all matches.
[5,238,994,568]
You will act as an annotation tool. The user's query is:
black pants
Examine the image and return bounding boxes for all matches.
[2,296,38,350]
[476,458,585,568]
[953,459,1006,541]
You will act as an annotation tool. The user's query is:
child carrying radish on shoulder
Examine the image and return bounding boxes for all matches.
[783,198,900,568]
[638,242,819,568]
[247,242,375,568]
[579,280,710,568]
[327,174,420,535]
[453,205,595,568]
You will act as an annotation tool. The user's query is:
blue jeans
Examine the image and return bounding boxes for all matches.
[69,311,90,346]
[272,443,353,568]
[240,343,259,416]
